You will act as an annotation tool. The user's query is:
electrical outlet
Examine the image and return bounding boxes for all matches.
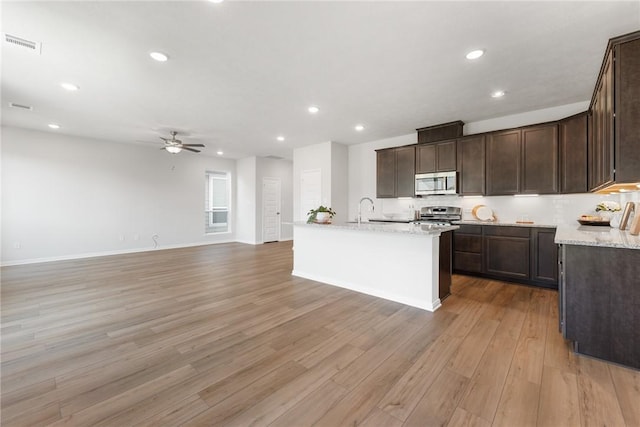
[118,234,125,242]
[14,242,21,249]
[133,234,139,241]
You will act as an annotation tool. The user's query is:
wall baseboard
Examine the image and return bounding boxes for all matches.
[1,239,241,267]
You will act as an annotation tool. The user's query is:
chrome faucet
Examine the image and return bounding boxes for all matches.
[358,197,374,224]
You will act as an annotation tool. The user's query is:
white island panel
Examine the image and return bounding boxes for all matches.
[292,223,448,311]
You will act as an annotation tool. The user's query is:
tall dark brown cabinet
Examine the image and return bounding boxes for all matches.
[559,112,588,193]
[486,130,521,195]
[521,124,559,194]
[457,135,486,195]
[589,32,640,191]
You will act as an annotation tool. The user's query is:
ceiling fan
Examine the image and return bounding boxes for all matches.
[160,131,205,154]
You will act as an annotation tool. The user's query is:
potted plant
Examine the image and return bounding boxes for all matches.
[307,206,336,224]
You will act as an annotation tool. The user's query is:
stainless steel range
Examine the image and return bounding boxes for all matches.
[415,206,461,226]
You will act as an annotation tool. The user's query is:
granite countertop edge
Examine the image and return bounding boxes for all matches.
[453,220,557,228]
[294,221,459,236]
[555,225,640,250]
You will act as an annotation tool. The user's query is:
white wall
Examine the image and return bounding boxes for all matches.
[293,142,332,222]
[347,102,635,225]
[236,156,257,244]
[464,101,589,135]
[293,141,348,223]
[256,157,294,242]
[1,127,237,265]
[330,142,349,224]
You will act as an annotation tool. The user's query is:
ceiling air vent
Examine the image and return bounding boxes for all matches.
[9,102,33,111]
[3,33,41,55]
[264,155,284,160]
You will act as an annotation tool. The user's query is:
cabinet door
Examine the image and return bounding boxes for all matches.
[457,135,486,195]
[521,124,559,194]
[589,50,615,191]
[616,39,640,183]
[602,50,615,187]
[395,146,416,197]
[486,130,521,195]
[436,140,457,171]
[530,228,558,288]
[376,149,396,198]
[416,144,436,174]
[484,230,530,280]
[559,113,588,193]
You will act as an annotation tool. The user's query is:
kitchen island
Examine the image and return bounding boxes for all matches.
[555,224,640,369]
[292,221,458,311]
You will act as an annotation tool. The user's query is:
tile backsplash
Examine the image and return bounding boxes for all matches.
[378,192,638,226]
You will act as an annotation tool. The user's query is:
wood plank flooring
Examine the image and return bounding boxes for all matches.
[1,241,638,426]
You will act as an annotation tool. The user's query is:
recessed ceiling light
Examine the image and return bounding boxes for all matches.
[491,90,506,98]
[355,124,365,132]
[308,106,319,114]
[276,136,285,142]
[465,49,485,60]
[209,0,224,3]
[48,123,60,129]
[60,82,79,91]
[217,150,224,156]
[149,52,169,62]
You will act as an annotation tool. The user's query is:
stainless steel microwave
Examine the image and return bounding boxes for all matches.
[415,172,458,196]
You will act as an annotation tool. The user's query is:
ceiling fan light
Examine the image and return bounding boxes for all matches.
[166,146,182,154]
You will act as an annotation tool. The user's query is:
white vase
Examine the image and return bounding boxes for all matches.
[315,212,331,223]
[610,212,622,228]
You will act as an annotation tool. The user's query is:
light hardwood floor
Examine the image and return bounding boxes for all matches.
[1,241,638,426]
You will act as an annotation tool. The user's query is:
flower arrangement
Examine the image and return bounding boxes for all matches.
[595,201,621,212]
[307,206,336,224]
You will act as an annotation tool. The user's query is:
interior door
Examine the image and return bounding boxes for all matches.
[262,177,281,243]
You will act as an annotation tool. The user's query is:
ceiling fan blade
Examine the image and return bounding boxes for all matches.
[181,147,201,153]
[182,144,205,148]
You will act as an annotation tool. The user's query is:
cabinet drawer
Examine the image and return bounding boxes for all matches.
[454,252,482,273]
[456,225,482,235]
[454,234,482,253]
[483,226,530,238]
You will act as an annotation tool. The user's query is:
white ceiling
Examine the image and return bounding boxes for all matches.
[2,1,639,159]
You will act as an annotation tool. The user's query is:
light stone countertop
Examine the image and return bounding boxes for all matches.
[294,221,458,235]
[555,225,640,249]
[454,220,557,229]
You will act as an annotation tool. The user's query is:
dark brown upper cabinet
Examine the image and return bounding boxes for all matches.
[486,130,521,195]
[417,121,464,144]
[590,49,615,191]
[416,140,457,174]
[521,124,559,194]
[396,146,416,197]
[376,148,396,198]
[559,112,588,193]
[376,146,415,198]
[486,124,559,196]
[457,135,486,195]
[589,31,640,191]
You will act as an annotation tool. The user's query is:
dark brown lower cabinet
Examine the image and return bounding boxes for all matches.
[484,227,530,280]
[453,225,482,273]
[453,225,558,289]
[439,231,452,300]
[560,244,640,369]
[530,228,559,285]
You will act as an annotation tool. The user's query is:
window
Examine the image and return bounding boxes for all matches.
[205,171,230,233]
